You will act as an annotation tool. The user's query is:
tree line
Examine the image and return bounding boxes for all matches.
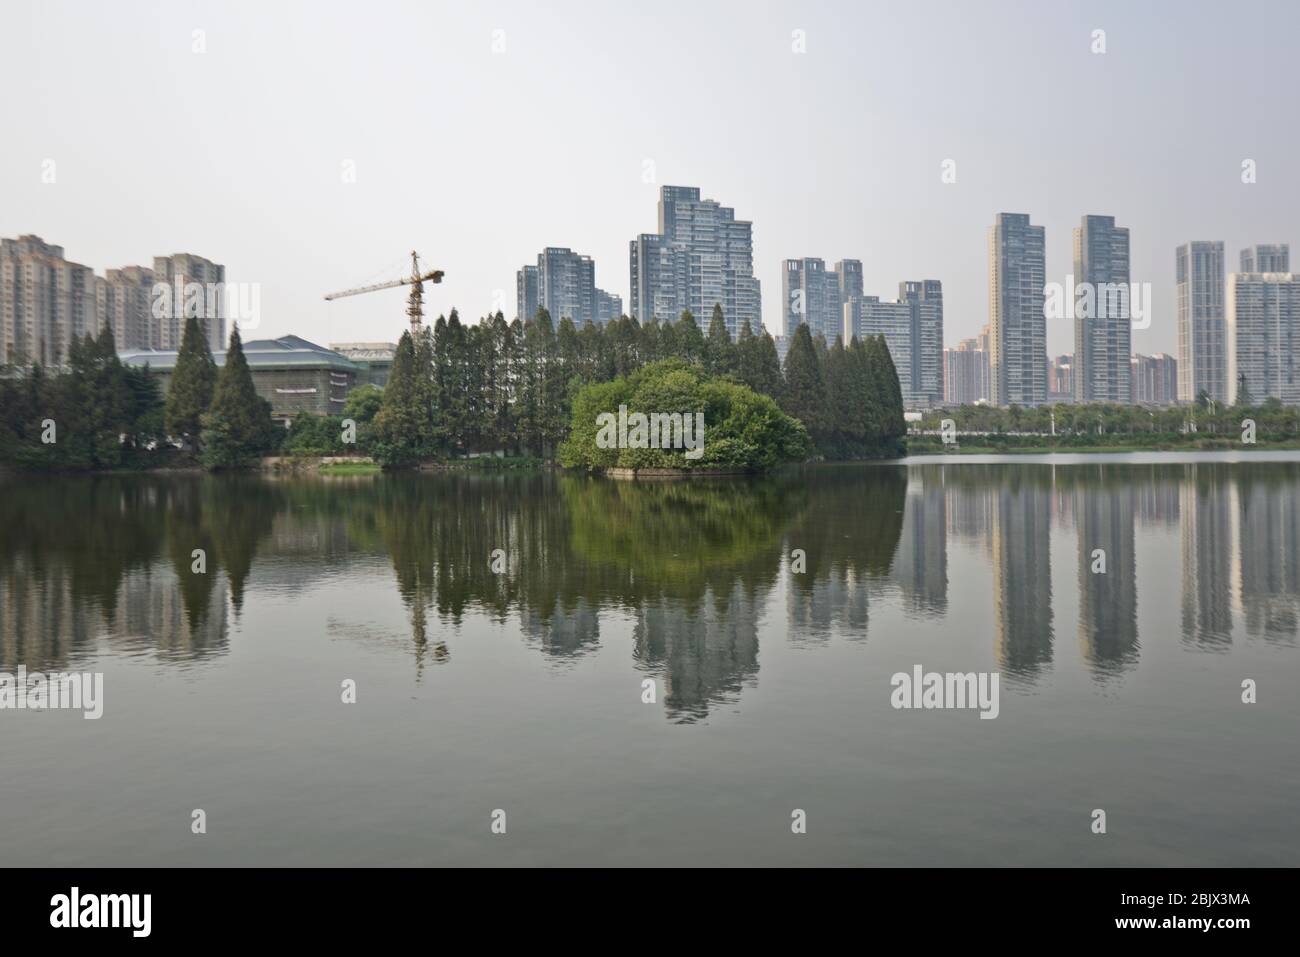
[0,314,277,471]
[367,303,907,467]
[2,303,908,471]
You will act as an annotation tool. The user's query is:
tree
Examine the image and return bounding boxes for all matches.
[866,335,906,452]
[781,323,828,447]
[165,313,217,449]
[371,331,430,467]
[200,326,276,469]
[736,324,783,400]
[341,384,383,424]
[706,303,737,376]
[676,310,706,365]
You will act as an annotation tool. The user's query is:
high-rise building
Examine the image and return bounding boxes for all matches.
[0,235,100,368]
[944,337,988,405]
[1072,215,1131,404]
[516,264,539,323]
[844,296,914,402]
[595,289,622,326]
[781,258,841,341]
[152,252,227,352]
[629,185,761,338]
[988,213,1047,406]
[1131,353,1178,406]
[1176,241,1226,404]
[517,247,618,327]
[841,279,943,409]
[1048,354,1073,402]
[899,280,944,407]
[1241,244,1290,273]
[835,259,864,304]
[97,265,157,351]
[1227,271,1300,405]
[538,246,595,326]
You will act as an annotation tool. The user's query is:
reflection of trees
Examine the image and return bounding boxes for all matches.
[567,475,799,721]
[783,466,908,640]
[0,475,279,668]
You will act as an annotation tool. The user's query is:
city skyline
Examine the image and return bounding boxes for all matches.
[4,1,1298,357]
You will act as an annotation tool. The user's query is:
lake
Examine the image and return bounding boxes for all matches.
[1,452,1297,866]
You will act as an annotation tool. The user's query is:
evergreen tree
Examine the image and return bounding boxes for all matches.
[165,313,217,449]
[867,335,906,451]
[706,303,737,376]
[676,310,706,365]
[371,331,426,466]
[781,324,827,444]
[201,326,275,469]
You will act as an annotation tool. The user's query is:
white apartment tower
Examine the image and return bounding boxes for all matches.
[1176,241,1226,404]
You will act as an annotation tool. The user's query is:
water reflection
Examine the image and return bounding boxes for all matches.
[3,459,1300,720]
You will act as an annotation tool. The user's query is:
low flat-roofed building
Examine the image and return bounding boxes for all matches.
[120,334,360,421]
[329,341,395,387]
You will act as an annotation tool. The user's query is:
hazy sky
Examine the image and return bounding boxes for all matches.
[4,0,1297,356]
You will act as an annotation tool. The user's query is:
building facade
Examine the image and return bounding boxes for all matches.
[1241,244,1290,273]
[899,279,944,407]
[330,342,397,388]
[516,264,539,324]
[944,337,989,405]
[1227,272,1300,405]
[1176,241,1226,404]
[0,235,99,368]
[1072,215,1131,404]
[152,252,227,352]
[781,258,841,341]
[121,335,360,421]
[1131,353,1178,405]
[629,185,761,338]
[989,213,1047,406]
[844,296,915,402]
[97,265,157,352]
[516,248,618,328]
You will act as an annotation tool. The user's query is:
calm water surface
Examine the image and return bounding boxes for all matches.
[1,453,1297,866]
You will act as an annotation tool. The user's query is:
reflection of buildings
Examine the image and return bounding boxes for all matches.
[894,470,948,615]
[633,584,761,723]
[1181,465,1234,646]
[1235,477,1300,642]
[0,562,230,670]
[992,479,1053,678]
[522,599,602,659]
[787,567,872,640]
[1076,482,1139,678]
[1136,469,1181,528]
[945,478,993,557]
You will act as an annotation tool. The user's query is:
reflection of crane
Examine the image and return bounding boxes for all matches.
[324,251,444,335]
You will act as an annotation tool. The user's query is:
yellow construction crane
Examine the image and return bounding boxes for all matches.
[324,251,444,335]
